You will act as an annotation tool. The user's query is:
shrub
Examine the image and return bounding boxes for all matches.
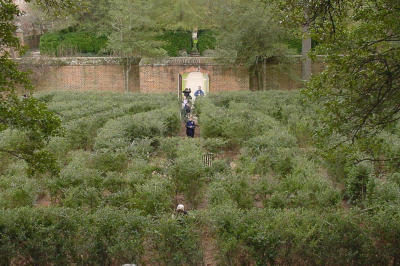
[0,208,147,265]
[159,30,192,56]
[208,181,233,207]
[47,151,103,197]
[101,190,134,208]
[208,203,250,265]
[149,214,203,265]
[344,164,373,204]
[254,155,341,209]
[239,147,296,176]
[62,186,101,208]
[209,173,253,209]
[45,136,71,162]
[244,128,297,157]
[170,140,206,207]
[208,207,377,265]
[199,99,282,145]
[40,29,107,56]
[208,159,230,175]
[0,175,39,209]
[158,29,216,56]
[198,29,216,54]
[64,119,95,149]
[370,205,400,264]
[125,108,178,139]
[202,138,228,153]
[91,151,128,173]
[128,138,156,159]
[158,137,180,159]
[131,176,173,215]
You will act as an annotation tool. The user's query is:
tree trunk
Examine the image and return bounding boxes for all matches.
[263,57,268,90]
[124,58,132,93]
[302,25,312,81]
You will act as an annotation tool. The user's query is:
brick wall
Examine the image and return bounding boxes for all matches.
[257,56,325,90]
[139,59,249,93]
[17,57,140,93]
[16,56,325,93]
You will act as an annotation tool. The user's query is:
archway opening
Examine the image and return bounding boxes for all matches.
[178,71,209,101]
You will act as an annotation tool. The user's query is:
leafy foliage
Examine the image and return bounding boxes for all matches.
[40,28,108,56]
[159,29,216,56]
[211,0,293,67]
[1,90,400,264]
[0,0,65,175]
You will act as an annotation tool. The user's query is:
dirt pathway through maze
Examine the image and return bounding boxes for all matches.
[173,190,219,266]
[198,192,219,266]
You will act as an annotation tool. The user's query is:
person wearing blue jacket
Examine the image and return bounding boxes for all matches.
[186,116,196,138]
[194,86,205,98]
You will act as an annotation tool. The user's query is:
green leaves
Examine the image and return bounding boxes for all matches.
[212,0,292,67]
[106,0,167,58]
[0,0,67,175]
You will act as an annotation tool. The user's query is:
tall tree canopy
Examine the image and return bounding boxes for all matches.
[212,0,292,66]
[279,0,400,162]
[154,0,213,31]
[106,0,166,58]
[0,0,78,175]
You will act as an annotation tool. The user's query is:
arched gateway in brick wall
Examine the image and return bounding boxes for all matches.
[139,57,249,94]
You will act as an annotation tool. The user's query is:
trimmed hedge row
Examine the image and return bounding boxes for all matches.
[40,29,107,56]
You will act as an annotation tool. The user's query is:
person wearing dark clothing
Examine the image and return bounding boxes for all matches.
[186,117,196,138]
[183,88,191,99]
[184,103,191,116]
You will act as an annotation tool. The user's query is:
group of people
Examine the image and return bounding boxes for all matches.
[182,86,205,138]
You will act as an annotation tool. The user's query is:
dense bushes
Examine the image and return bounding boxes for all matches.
[170,139,206,207]
[197,98,282,145]
[149,214,203,265]
[40,27,216,57]
[0,208,146,265]
[206,204,387,265]
[1,90,400,264]
[159,29,217,56]
[40,28,107,56]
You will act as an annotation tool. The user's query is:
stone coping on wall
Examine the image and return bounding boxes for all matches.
[14,55,327,66]
[139,57,222,66]
[14,56,140,66]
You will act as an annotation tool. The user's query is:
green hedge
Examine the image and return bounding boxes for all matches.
[41,28,216,57]
[159,30,216,56]
[197,29,216,54]
[159,30,192,56]
[0,207,146,265]
[40,29,107,56]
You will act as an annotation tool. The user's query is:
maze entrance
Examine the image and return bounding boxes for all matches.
[178,72,209,102]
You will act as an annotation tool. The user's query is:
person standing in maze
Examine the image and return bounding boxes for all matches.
[186,115,196,138]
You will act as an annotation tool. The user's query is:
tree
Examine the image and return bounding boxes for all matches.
[154,0,212,31]
[0,0,77,175]
[153,0,214,54]
[105,0,167,91]
[280,0,400,163]
[211,0,293,90]
[106,0,166,58]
